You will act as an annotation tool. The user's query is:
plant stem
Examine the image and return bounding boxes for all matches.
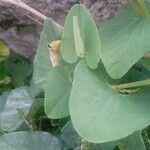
[131,0,149,17]
[81,139,85,150]
[17,109,34,131]
[111,79,150,90]
[0,0,47,24]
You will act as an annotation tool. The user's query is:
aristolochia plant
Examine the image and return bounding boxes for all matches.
[33,0,150,144]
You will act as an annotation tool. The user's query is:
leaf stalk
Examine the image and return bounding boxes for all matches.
[111,79,150,90]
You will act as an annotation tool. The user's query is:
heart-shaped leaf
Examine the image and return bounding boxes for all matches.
[45,64,73,119]
[60,4,101,69]
[69,60,150,143]
[33,18,62,90]
[99,5,150,79]
[0,131,61,150]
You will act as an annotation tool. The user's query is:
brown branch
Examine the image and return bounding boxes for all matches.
[0,0,150,59]
[0,0,47,24]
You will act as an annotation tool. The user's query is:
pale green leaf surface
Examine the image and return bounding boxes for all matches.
[33,18,62,90]
[62,121,145,150]
[0,87,34,132]
[60,4,101,69]
[101,131,146,150]
[0,131,61,150]
[45,64,73,119]
[69,60,150,143]
[99,6,150,79]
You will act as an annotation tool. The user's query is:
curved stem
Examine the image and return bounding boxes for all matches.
[131,0,149,17]
[111,79,150,90]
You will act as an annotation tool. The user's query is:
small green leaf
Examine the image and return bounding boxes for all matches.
[60,4,101,69]
[99,5,150,79]
[0,131,61,150]
[141,58,150,70]
[5,57,32,80]
[0,41,10,62]
[45,64,73,119]
[61,121,81,149]
[5,56,32,87]
[33,18,62,90]
[69,60,150,143]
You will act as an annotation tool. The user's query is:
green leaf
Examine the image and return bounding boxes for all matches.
[0,131,3,137]
[5,56,32,87]
[33,18,62,90]
[131,0,149,17]
[62,121,146,150]
[0,87,34,132]
[74,131,146,150]
[0,131,61,150]
[69,60,150,143]
[60,4,101,69]
[0,41,10,62]
[0,63,7,80]
[5,57,32,80]
[45,64,73,119]
[141,58,150,71]
[28,98,44,121]
[101,131,146,150]
[61,121,81,149]
[0,92,10,132]
[99,5,150,79]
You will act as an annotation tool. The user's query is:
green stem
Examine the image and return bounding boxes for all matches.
[131,0,149,17]
[111,79,150,90]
